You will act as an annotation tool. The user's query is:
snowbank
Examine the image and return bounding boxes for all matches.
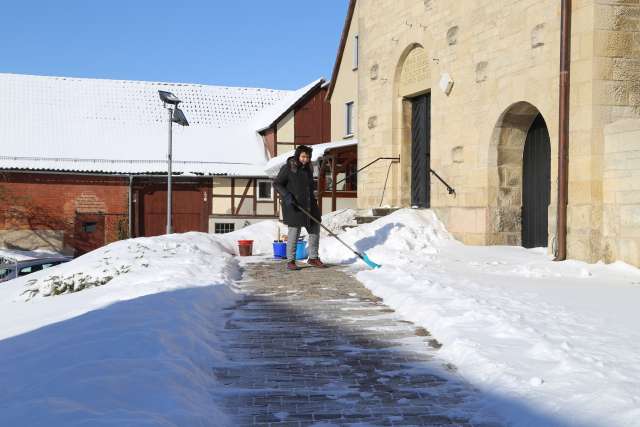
[3,210,639,426]
[320,208,357,235]
[216,211,359,256]
[320,208,640,427]
[218,220,284,255]
[0,248,62,262]
[0,232,240,426]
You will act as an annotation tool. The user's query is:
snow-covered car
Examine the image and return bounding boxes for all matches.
[0,256,72,283]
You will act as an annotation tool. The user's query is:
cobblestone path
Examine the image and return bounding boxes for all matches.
[213,261,498,426]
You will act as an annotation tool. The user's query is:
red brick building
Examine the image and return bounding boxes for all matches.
[0,173,129,255]
[0,73,324,255]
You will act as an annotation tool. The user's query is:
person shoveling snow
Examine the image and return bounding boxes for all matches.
[273,144,381,271]
[273,145,327,271]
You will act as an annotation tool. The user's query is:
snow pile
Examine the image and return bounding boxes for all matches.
[0,248,62,263]
[320,208,357,235]
[219,220,285,255]
[319,208,451,264]
[0,232,240,426]
[17,233,233,301]
[320,208,640,426]
[217,214,360,255]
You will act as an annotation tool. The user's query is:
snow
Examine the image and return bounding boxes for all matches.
[0,73,323,175]
[0,248,62,262]
[251,79,323,132]
[0,232,241,425]
[2,209,639,426]
[264,139,358,176]
[319,208,358,235]
[218,220,286,255]
[316,208,640,427]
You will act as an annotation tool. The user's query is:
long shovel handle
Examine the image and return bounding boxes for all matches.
[292,202,370,264]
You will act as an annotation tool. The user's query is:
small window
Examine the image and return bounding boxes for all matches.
[214,223,235,234]
[0,268,13,279]
[41,262,60,269]
[345,102,355,136]
[82,222,97,233]
[19,264,43,276]
[353,34,359,70]
[257,180,274,201]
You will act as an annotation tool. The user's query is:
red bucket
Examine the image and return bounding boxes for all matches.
[237,240,254,256]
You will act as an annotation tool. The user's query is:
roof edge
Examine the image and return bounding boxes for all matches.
[256,78,325,133]
[0,71,292,94]
[325,0,357,102]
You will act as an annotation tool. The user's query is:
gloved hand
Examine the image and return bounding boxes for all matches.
[283,193,296,207]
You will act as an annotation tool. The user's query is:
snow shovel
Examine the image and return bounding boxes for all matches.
[292,202,381,269]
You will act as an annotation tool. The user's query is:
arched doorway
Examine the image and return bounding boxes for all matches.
[393,44,432,208]
[488,102,551,247]
[522,114,551,248]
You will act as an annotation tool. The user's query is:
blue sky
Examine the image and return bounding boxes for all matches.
[0,1,347,90]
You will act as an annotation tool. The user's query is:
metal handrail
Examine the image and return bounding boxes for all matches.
[321,155,455,198]
[324,157,400,192]
[430,168,456,197]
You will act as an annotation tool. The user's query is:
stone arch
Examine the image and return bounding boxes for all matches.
[394,44,431,98]
[391,44,432,207]
[487,101,547,245]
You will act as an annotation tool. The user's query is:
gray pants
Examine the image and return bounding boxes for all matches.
[287,223,320,261]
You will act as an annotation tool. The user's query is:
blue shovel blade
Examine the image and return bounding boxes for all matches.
[361,253,382,269]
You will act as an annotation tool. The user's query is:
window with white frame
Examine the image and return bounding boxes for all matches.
[353,34,359,70]
[214,223,235,234]
[257,179,274,201]
[345,102,355,136]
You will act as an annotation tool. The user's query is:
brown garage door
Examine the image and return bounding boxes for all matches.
[137,184,210,237]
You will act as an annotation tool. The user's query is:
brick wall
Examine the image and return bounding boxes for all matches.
[0,172,128,254]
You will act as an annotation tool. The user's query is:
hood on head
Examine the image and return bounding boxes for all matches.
[294,145,313,163]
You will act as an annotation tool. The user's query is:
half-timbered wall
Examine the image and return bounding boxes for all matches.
[210,177,279,233]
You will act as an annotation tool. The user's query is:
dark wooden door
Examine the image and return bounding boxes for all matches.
[411,93,431,208]
[139,185,207,237]
[74,213,105,256]
[522,114,551,248]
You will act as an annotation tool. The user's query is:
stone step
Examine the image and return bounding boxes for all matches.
[355,215,381,224]
[371,207,399,217]
[354,207,399,225]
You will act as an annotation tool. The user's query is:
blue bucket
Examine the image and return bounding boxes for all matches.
[272,241,286,259]
[273,240,307,259]
[295,240,308,260]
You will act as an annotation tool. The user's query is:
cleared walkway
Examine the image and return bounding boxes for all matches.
[213,261,498,426]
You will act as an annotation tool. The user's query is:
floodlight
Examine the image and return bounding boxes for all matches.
[172,108,189,126]
[158,90,182,106]
[160,91,190,234]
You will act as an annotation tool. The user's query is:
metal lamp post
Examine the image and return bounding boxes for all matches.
[158,90,189,234]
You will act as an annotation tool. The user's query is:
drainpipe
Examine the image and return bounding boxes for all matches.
[128,175,133,238]
[555,0,571,261]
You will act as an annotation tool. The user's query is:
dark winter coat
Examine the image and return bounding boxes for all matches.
[273,155,320,228]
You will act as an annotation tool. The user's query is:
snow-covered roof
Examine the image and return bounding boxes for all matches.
[264,139,357,176]
[253,79,324,132]
[0,73,322,176]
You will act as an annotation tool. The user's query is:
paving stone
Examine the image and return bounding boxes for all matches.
[213,261,502,426]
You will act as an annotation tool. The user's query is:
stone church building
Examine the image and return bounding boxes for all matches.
[338,0,640,266]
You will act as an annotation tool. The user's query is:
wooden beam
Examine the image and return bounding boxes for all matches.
[231,178,235,214]
[234,179,252,215]
[252,179,257,215]
[331,157,337,212]
[274,189,278,218]
[274,126,278,156]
